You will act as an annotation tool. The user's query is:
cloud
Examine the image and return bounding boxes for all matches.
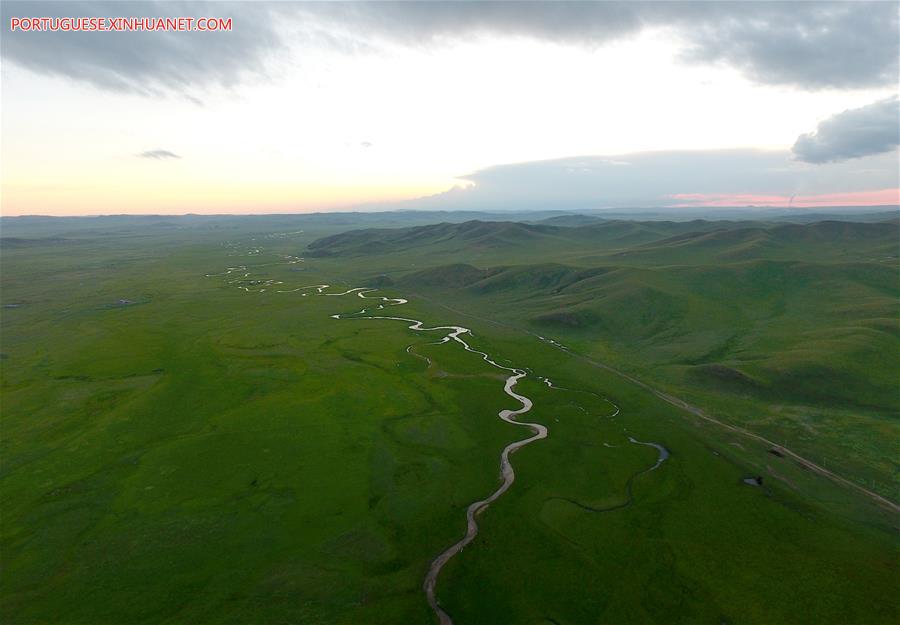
[2,2,896,94]
[676,2,899,89]
[308,1,898,90]
[307,2,642,48]
[367,149,898,211]
[1,1,289,96]
[792,97,900,164]
[138,149,180,160]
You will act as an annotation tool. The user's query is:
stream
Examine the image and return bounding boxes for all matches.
[329,289,548,625]
[208,254,672,624]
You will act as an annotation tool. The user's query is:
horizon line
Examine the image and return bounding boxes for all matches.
[2,204,899,219]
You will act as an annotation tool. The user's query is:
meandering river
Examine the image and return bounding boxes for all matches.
[327,289,549,625]
[208,254,671,624]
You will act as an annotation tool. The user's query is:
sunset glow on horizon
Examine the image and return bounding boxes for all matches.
[669,189,900,209]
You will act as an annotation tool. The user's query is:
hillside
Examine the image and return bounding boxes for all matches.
[402,258,899,409]
[393,223,899,499]
[306,220,560,257]
[308,218,899,266]
[613,219,899,264]
[306,218,771,260]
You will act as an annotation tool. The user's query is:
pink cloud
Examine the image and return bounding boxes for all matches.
[668,188,900,208]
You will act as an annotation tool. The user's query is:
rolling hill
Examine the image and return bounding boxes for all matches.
[375,217,900,500]
[306,218,772,259]
[401,257,899,409]
[613,219,899,264]
[307,218,898,266]
[306,220,559,256]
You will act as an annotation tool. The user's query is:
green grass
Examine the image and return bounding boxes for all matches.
[1,214,898,624]
[393,258,899,501]
[322,218,898,502]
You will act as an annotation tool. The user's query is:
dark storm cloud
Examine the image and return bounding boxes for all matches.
[138,149,181,159]
[2,2,896,94]
[792,97,900,164]
[0,1,288,95]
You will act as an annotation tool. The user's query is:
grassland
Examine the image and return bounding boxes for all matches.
[310,217,900,501]
[1,213,898,624]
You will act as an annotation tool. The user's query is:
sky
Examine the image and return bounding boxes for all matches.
[1,1,898,216]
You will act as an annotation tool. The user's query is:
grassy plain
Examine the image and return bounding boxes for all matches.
[311,217,900,500]
[1,213,898,624]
